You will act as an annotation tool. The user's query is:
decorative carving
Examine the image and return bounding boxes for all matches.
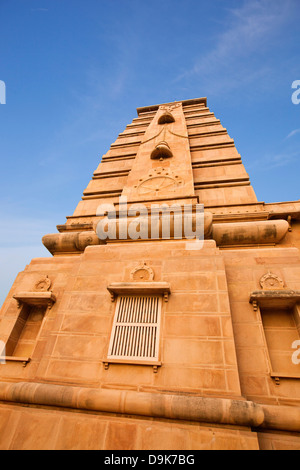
[259,272,284,290]
[76,232,99,252]
[141,127,164,145]
[135,167,183,197]
[159,103,181,112]
[158,112,175,124]
[42,231,103,255]
[141,120,187,148]
[150,141,173,160]
[34,275,51,292]
[130,262,154,282]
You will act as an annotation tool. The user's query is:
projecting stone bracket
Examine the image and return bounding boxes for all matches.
[212,219,289,247]
[13,292,56,310]
[103,359,161,373]
[107,282,171,302]
[42,231,104,255]
[249,290,300,310]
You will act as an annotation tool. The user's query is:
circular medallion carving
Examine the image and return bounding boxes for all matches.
[130,262,154,281]
[34,275,52,292]
[135,168,183,197]
[259,272,284,290]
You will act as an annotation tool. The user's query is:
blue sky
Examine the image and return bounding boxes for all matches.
[0,0,300,305]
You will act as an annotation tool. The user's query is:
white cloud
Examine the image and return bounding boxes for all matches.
[175,0,296,93]
[285,129,300,139]
[248,149,300,171]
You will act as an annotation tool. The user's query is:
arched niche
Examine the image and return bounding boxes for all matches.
[150,141,173,160]
[158,112,175,124]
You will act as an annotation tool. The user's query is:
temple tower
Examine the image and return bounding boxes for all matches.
[0,98,300,450]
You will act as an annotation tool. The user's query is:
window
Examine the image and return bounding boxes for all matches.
[107,295,162,364]
[1,287,56,365]
[261,306,300,377]
[250,286,300,380]
[6,304,46,357]
[105,281,170,371]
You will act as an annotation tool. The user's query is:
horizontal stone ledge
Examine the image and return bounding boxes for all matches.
[43,218,289,253]
[259,404,300,432]
[190,142,235,152]
[0,381,264,429]
[118,130,146,137]
[110,138,141,146]
[184,110,211,117]
[44,212,214,253]
[101,154,137,162]
[185,112,215,119]
[42,231,104,255]
[250,290,300,309]
[195,182,250,191]
[92,170,130,179]
[107,282,171,301]
[187,119,221,128]
[13,291,56,309]
[192,159,242,168]
[212,219,289,246]
[188,130,228,138]
[194,177,249,186]
[82,192,122,200]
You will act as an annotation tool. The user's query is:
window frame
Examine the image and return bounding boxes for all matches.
[250,289,300,382]
[104,281,170,371]
[107,294,162,365]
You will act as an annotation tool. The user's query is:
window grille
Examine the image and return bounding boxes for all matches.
[107,295,162,362]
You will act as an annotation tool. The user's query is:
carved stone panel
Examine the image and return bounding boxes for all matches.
[34,275,52,292]
[130,262,154,281]
[135,167,183,197]
[259,272,285,290]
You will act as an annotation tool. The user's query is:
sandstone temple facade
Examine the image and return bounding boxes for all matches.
[0,97,300,450]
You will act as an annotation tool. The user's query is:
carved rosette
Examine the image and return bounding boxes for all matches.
[135,167,183,197]
[259,272,285,290]
[159,103,181,112]
[130,262,154,282]
[34,275,52,292]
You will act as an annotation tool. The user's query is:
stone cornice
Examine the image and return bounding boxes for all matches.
[136,98,207,115]
[0,381,299,432]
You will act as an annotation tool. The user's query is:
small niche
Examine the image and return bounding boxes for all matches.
[158,112,175,124]
[150,141,173,160]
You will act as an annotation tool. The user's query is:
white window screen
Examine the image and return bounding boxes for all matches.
[108,295,162,361]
